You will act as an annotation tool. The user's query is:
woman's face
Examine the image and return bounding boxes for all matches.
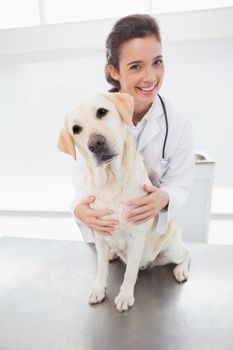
[108,35,164,117]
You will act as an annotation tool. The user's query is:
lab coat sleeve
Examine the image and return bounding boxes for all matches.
[71,156,95,243]
[157,120,195,234]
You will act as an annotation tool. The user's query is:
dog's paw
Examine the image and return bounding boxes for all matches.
[173,263,189,283]
[88,287,106,304]
[114,292,135,312]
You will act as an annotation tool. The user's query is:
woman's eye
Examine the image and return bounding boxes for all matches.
[130,64,141,70]
[154,59,163,65]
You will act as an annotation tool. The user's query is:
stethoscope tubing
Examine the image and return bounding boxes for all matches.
[157,94,168,163]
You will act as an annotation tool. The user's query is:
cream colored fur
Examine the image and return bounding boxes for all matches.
[58,92,191,312]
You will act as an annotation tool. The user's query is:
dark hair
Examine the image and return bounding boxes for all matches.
[105,14,161,92]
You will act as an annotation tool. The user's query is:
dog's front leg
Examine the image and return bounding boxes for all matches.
[115,235,145,312]
[89,237,110,305]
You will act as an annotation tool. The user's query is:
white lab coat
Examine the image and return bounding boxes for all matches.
[71,95,195,243]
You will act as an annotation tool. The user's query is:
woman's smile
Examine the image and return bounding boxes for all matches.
[136,83,157,96]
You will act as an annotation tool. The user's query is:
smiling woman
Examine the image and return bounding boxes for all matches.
[108,35,164,124]
[71,14,195,243]
[106,15,164,124]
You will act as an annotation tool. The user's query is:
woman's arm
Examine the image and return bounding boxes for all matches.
[126,120,195,234]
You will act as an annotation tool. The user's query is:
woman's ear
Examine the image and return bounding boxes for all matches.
[108,64,120,81]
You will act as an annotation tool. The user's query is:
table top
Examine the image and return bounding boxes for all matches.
[0,237,233,350]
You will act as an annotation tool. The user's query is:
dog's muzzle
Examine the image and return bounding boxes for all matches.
[88,134,117,165]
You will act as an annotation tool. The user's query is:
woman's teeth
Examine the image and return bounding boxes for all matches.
[138,84,156,94]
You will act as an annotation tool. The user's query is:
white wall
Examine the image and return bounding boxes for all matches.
[162,37,233,187]
[0,8,233,186]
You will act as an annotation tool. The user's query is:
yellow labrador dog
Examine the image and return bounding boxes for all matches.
[58,92,191,312]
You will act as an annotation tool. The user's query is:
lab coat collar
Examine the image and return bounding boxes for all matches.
[137,95,164,152]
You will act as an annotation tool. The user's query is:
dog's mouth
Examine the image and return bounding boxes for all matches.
[98,152,118,165]
[91,150,118,166]
[101,153,115,162]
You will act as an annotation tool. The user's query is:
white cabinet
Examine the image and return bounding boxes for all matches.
[176,151,215,242]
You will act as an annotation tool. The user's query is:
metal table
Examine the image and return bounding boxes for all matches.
[0,237,232,350]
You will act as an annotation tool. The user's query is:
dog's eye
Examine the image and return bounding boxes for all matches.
[72,125,82,134]
[96,108,108,119]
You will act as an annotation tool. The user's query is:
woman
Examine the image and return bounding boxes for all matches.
[72,14,194,243]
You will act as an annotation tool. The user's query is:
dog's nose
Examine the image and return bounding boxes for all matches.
[88,134,107,154]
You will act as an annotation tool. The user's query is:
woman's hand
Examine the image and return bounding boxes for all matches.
[126,184,169,225]
[74,196,118,236]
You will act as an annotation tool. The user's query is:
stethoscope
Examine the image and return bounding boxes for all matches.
[157,94,169,168]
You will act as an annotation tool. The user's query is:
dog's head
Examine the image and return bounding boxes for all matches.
[57,93,134,166]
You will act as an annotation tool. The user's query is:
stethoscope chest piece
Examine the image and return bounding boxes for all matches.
[161,158,169,168]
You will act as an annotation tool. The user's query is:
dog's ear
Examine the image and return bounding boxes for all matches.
[107,92,134,125]
[57,127,76,160]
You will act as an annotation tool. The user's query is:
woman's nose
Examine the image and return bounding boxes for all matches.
[142,67,155,83]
